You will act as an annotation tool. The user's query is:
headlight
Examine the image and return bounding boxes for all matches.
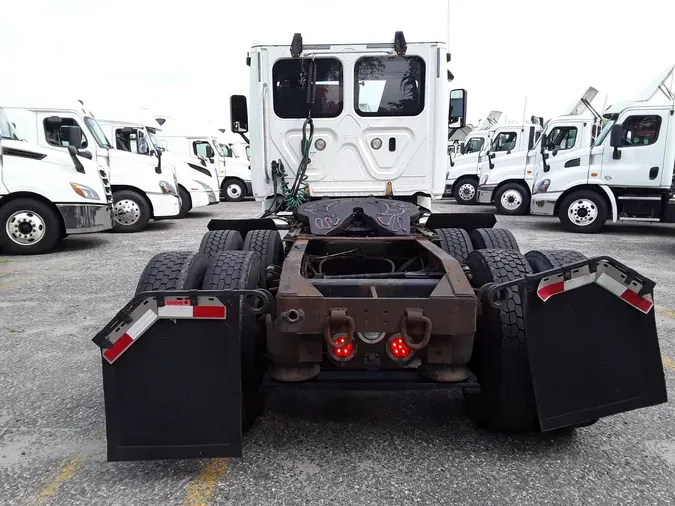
[196,181,213,193]
[70,183,100,200]
[534,179,551,194]
[159,181,177,195]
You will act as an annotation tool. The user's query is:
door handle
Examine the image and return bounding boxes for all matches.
[564,158,581,168]
[649,167,659,180]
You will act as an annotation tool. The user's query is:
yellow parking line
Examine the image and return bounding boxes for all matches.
[663,357,675,371]
[663,309,675,318]
[35,454,84,504]
[183,458,229,506]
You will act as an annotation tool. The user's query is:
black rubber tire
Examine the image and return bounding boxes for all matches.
[0,198,62,255]
[434,228,474,263]
[452,177,478,205]
[201,251,266,431]
[135,251,209,295]
[494,183,530,216]
[243,229,284,283]
[112,189,151,233]
[470,228,520,252]
[198,230,244,258]
[525,250,588,273]
[559,190,609,234]
[177,186,192,219]
[464,249,538,433]
[221,178,246,202]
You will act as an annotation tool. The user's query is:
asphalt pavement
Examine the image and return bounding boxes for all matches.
[1,199,674,506]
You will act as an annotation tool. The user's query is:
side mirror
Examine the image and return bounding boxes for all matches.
[230,95,249,133]
[610,124,624,160]
[449,89,467,129]
[539,133,547,155]
[552,149,558,157]
[62,126,83,149]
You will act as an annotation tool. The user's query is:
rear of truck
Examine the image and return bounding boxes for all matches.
[91,33,667,462]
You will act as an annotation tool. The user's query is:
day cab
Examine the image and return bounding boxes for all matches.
[0,106,112,254]
[531,67,675,232]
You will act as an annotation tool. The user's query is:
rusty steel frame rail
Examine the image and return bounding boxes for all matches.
[275,236,478,336]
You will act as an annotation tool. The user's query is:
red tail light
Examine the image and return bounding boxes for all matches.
[389,336,411,359]
[331,336,355,359]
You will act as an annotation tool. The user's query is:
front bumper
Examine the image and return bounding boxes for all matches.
[245,181,252,196]
[477,185,497,204]
[148,193,180,219]
[208,190,219,205]
[530,192,561,216]
[57,203,114,234]
[444,179,456,196]
[189,190,211,210]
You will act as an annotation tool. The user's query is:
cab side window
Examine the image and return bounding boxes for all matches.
[623,115,662,146]
[491,132,517,152]
[193,141,214,159]
[43,117,88,149]
[547,127,578,150]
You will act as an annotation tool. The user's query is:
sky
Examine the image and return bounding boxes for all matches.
[1,0,674,128]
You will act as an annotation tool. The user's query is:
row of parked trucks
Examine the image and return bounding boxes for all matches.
[448,66,675,232]
[0,100,252,254]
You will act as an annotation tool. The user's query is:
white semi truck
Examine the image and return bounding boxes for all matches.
[447,117,540,205]
[96,112,219,218]
[0,106,112,254]
[155,118,252,202]
[4,100,180,232]
[92,33,666,462]
[531,66,675,232]
[476,87,601,215]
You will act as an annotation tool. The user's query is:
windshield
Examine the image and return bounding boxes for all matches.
[211,138,225,157]
[594,118,616,147]
[464,137,485,154]
[146,128,161,151]
[0,109,13,139]
[84,117,113,148]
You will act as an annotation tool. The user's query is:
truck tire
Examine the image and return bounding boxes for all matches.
[112,189,151,233]
[434,228,473,263]
[177,186,192,219]
[0,198,62,255]
[135,251,209,294]
[452,177,478,205]
[525,250,588,273]
[469,228,520,252]
[464,249,538,433]
[243,229,284,282]
[198,230,244,258]
[221,178,246,202]
[201,251,266,430]
[558,190,608,234]
[495,182,530,216]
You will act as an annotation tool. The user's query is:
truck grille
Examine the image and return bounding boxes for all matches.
[99,169,113,204]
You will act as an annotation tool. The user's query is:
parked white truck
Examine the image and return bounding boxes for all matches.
[96,112,219,218]
[477,87,600,215]
[155,118,252,202]
[531,67,675,232]
[447,116,540,205]
[0,106,113,254]
[4,100,180,232]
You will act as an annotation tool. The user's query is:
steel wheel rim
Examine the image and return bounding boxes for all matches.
[500,189,523,211]
[6,210,47,246]
[227,184,242,199]
[458,183,476,201]
[114,199,141,225]
[568,199,598,226]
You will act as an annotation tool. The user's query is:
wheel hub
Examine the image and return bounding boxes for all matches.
[6,210,46,246]
[458,183,476,201]
[227,184,242,199]
[114,199,141,225]
[568,199,598,226]
[500,189,523,210]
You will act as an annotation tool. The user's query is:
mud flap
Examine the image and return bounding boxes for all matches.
[484,257,667,431]
[92,289,272,461]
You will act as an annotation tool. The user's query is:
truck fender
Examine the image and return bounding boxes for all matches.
[597,185,618,223]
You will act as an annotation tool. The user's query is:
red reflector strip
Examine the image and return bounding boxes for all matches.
[536,273,595,302]
[595,273,654,314]
[537,280,564,301]
[157,305,226,319]
[621,289,654,313]
[103,333,133,363]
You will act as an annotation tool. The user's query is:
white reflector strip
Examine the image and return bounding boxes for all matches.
[157,306,193,318]
[564,272,596,291]
[594,273,626,297]
[127,309,158,340]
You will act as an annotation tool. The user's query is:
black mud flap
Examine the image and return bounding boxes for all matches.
[484,257,667,431]
[92,289,273,461]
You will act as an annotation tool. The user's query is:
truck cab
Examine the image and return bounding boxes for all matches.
[0,106,113,254]
[155,118,252,202]
[531,67,675,232]
[477,87,600,215]
[96,113,219,218]
[446,128,492,203]
[4,101,180,232]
